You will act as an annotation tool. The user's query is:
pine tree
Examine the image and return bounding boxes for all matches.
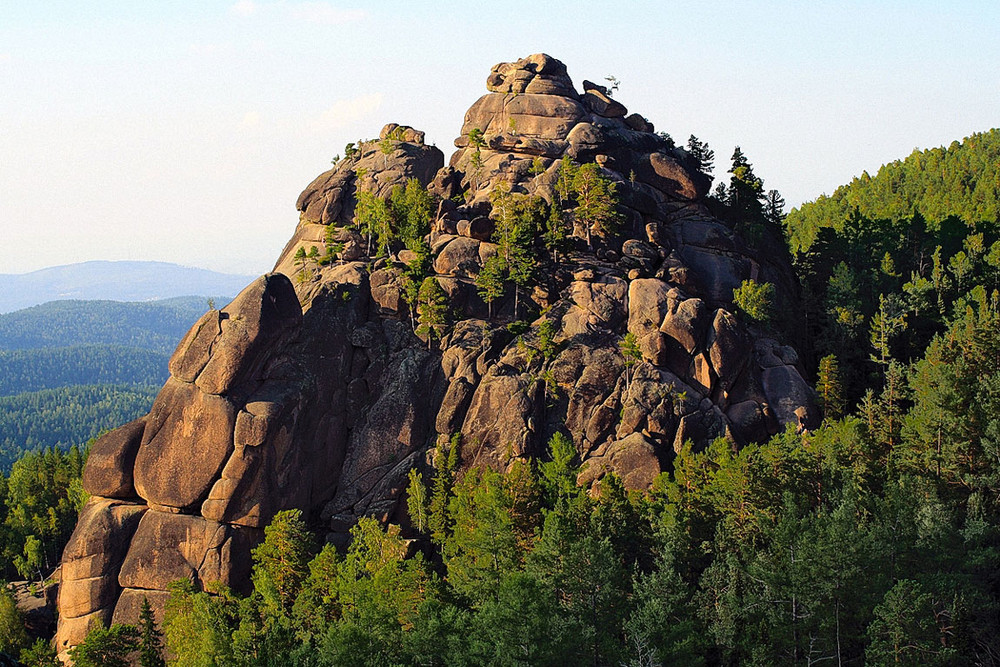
[251,509,314,618]
[467,128,486,189]
[416,277,449,348]
[816,354,845,420]
[620,332,642,394]
[686,135,715,176]
[764,189,787,228]
[555,155,577,206]
[406,468,429,534]
[354,191,393,257]
[728,146,766,236]
[572,162,620,248]
[490,180,517,265]
[476,254,506,319]
[389,178,434,246]
[712,181,729,205]
[869,294,907,368]
[544,201,569,263]
[138,597,166,667]
[429,434,461,547]
[508,244,534,320]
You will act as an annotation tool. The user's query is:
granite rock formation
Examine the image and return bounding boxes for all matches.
[56,53,817,656]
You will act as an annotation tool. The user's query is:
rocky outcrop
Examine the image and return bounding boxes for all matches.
[57,53,817,653]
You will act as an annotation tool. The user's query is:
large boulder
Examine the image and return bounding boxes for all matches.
[578,432,664,490]
[485,53,577,97]
[82,417,145,499]
[133,379,238,510]
[117,511,258,592]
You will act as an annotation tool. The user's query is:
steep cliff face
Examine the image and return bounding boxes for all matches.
[56,54,816,655]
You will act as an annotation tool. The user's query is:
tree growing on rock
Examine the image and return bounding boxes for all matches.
[483,180,544,320]
[732,279,774,324]
[389,178,434,248]
[476,254,506,319]
[416,277,449,348]
[544,200,570,263]
[467,128,486,189]
[728,147,765,222]
[379,136,395,170]
[354,190,393,257]
[555,155,577,206]
[620,332,642,394]
[572,162,621,248]
[687,135,715,176]
[508,244,535,321]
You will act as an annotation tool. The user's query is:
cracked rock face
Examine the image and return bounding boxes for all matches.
[57,54,817,655]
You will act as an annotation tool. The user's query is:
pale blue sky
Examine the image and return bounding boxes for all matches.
[2,1,998,274]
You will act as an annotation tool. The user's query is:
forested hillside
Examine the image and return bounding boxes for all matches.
[0,385,156,470]
[0,297,210,470]
[0,297,212,351]
[786,129,1000,254]
[0,346,168,396]
[0,446,86,582]
[785,129,1000,402]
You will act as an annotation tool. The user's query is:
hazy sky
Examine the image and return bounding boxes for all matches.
[2,1,998,275]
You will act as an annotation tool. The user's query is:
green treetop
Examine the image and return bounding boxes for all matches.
[572,162,621,248]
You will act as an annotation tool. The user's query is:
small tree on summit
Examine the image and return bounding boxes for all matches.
[728,146,765,224]
[764,189,787,229]
[686,135,715,176]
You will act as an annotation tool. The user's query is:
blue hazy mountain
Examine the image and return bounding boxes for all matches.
[0,260,255,313]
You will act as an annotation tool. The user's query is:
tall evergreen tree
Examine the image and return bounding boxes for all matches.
[138,597,166,667]
[764,189,787,229]
[816,354,846,420]
[686,135,715,176]
[728,146,766,239]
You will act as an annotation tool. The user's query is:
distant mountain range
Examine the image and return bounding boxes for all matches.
[0,260,256,313]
